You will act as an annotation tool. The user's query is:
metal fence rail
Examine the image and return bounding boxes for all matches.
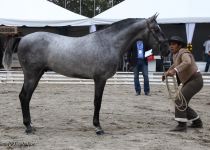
[0,70,210,85]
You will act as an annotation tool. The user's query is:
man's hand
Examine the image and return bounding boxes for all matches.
[165,69,176,77]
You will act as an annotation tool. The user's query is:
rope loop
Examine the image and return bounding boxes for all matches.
[164,75,188,112]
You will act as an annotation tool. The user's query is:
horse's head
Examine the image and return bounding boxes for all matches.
[142,14,170,57]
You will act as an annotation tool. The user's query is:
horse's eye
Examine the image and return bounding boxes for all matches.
[153,27,159,32]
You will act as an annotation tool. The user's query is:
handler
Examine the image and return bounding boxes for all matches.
[164,36,203,132]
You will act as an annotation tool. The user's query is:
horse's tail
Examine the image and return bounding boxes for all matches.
[3,37,21,70]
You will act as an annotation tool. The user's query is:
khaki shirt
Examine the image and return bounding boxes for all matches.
[169,48,198,84]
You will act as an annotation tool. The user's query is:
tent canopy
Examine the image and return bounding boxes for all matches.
[0,0,89,27]
[93,0,210,24]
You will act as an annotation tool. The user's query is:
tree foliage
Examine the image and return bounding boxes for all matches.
[48,0,124,17]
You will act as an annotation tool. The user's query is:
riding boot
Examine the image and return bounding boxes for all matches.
[189,118,203,128]
[170,122,187,132]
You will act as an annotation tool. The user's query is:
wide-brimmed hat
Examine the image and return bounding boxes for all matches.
[168,36,186,46]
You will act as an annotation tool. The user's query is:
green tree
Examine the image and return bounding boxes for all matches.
[48,0,124,17]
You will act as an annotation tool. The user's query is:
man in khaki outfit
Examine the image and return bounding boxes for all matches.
[164,36,203,132]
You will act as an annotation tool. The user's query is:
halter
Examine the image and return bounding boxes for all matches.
[145,19,168,52]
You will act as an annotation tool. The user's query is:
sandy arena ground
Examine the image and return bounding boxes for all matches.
[0,83,210,150]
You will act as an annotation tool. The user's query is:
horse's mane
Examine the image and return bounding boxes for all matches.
[97,18,145,33]
[111,18,144,27]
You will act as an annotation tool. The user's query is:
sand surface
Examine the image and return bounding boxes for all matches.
[0,83,210,150]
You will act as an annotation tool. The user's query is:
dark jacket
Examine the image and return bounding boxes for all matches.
[127,41,148,67]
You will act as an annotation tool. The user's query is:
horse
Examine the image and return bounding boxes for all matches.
[3,14,169,135]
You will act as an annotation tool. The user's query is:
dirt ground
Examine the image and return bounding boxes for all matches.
[0,83,210,150]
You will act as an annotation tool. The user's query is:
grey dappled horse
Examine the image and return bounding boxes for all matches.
[3,14,169,135]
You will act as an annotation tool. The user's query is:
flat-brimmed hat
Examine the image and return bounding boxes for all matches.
[168,36,186,46]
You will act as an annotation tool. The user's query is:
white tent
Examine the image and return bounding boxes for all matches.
[0,0,89,27]
[93,0,210,24]
[93,0,210,45]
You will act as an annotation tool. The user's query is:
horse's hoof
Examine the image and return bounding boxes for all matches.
[25,126,36,134]
[95,127,104,135]
[96,130,104,135]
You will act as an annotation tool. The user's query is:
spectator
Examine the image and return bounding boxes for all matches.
[203,35,210,72]
[0,37,4,68]
[127,40,150,96]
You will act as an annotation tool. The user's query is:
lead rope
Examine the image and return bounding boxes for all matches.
[164,75,188,112]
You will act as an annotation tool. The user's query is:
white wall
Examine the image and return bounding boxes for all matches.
[196,62,206,72]
[148,61,156,72]
[148,60,206,72]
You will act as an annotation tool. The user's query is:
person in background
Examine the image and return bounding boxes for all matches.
[164,36,203,132]
[203,35,210,72]
[127,40,150,96]
[0,38,4,68]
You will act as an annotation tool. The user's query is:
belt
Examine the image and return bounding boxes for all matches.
[192,71,201,78]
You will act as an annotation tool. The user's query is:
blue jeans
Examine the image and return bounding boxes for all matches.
[133,59,150,94]
[205,54,210,72]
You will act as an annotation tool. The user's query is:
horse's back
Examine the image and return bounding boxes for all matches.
[19,32,64,49]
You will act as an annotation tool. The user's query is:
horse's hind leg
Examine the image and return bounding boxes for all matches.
[93,78,107,135]
[19,69,44,134]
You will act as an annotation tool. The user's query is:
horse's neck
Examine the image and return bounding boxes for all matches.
[109,20,147,56]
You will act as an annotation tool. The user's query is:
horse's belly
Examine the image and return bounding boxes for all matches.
[48,63,93,79]
[47,52,118,80]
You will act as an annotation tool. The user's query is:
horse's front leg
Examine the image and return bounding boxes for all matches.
[93,78,106,135]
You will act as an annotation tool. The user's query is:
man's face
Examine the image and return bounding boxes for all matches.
[169,42,182,54]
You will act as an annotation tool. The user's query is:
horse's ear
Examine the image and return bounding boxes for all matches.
[154,13,159,19]
[148,13,159,22]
